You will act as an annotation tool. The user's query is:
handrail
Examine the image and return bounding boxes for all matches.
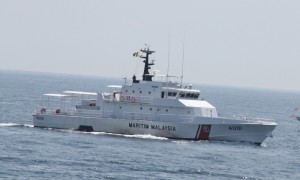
[35,106,194,122]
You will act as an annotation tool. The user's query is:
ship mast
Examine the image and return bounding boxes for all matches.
[140,47,155,81]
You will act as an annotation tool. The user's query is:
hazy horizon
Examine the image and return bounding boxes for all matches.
[1,0,300,91]
[2,68,300,93]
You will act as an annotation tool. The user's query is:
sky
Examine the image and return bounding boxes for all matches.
[1,0,300,91]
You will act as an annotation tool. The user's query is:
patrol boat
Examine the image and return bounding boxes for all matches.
[33,47,277,145]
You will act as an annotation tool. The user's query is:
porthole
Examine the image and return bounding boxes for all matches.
[157,109,160,111]
[119,107,122,109]
[166,109,168,112]
[133,90,135,93]
[188,111,190,114]
[140,107,143,110]
[149,92,151,94]
[140,91,142,94]
[125,89,128,93]
[150,108,152,111]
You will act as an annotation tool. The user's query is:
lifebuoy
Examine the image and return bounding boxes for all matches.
[40,108,46,114]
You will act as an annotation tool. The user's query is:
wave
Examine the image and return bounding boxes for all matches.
[0,123,19,127]
[123,134,168,140]
[172,140,194,144]
[24,124,34,128]
[51,129,168,141]
[88,131,168,140]
[0,123,34,128]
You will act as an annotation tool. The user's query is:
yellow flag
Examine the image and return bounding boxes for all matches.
[133,52,139,57]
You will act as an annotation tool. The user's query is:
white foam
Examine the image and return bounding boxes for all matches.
[90,132,107,135]
[38,127,168,141]
[87,131,168,140]
[172,140,192,144]
[0,123,19,127]
[123,134,168,140]
[260,142,268,147]
[23,124,34,128]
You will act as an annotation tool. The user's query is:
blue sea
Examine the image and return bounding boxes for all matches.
[1,70,300,179]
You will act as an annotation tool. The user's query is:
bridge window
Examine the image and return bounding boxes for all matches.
[186,93,192,98]
[168,92,177,97]
[178,92,200,99]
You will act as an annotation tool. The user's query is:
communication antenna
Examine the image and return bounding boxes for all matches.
[167,31,171,81]
[122,76,127,85]
[181,31,186,87]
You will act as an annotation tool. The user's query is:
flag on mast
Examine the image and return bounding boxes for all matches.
[133,52,139,57]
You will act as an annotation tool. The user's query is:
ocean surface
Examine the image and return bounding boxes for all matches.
[1,70,300,180]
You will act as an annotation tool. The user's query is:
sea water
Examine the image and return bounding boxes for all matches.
[0,70,300,179]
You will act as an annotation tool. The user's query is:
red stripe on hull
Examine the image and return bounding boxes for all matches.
[198,124,212,140]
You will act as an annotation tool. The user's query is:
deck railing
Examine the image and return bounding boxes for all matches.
[36,106,194,122]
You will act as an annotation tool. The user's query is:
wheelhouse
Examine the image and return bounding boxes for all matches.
[162,87,201,100]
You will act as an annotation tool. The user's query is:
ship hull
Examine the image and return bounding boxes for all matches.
[33,114,276,145]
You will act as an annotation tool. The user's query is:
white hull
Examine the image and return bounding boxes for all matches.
[33,114,276,145]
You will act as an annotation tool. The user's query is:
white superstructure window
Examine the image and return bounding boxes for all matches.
[179,92,200,99]
[168,92,177,97]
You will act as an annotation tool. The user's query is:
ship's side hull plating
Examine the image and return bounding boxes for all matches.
[33,114,276,145]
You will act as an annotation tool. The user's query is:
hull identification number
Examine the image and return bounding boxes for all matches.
[228,126,242,130]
